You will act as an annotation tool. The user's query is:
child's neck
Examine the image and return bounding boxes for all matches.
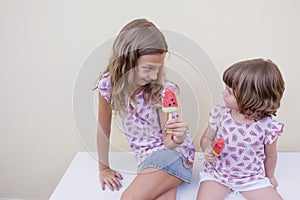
[230,109,255,125]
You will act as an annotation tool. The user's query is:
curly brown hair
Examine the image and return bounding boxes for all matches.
[223,58,285,121]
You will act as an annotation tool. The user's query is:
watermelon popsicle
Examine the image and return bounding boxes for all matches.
[162,87,178,119]
[210,138,225,156]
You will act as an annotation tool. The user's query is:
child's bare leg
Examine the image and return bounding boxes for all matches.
[241,186,283,200]
[196,180,230,200]
[121,168,182,200]
[155,186,178,200]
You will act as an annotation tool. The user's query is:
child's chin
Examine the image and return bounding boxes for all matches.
[137,83,146,86]
[139,81,149,86]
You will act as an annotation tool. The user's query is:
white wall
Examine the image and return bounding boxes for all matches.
[1,0,299,199]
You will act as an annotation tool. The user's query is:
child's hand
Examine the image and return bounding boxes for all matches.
[269,177,279,189]
[204,147,216,163]
[99,168,123,191]
[164,118,187,143]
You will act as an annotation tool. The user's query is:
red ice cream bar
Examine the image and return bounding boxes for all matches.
[210,138,225,156]
[162,87,178,113]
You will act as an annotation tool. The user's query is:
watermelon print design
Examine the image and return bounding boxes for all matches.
[204,105,284,185]
[162,87,178,113]
[97,74,195,166]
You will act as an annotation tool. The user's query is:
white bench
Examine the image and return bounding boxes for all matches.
[50,152,299,199]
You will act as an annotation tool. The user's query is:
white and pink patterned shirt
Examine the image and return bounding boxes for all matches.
[204,105,284,185]
[98,73,195,166]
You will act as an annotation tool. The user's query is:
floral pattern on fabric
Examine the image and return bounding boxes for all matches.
[204,105,284,185]
[98,73,195,166]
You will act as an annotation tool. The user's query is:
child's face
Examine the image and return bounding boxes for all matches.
[223,85,239,110]
[135,53,165,86]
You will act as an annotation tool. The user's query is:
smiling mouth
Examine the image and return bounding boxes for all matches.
[144,79,153,84]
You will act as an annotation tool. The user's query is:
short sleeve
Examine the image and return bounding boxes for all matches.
[97,73,111,103]
[209,105,224,132]
[264,120,284,144]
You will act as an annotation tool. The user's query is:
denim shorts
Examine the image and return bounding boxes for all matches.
[137,149,193,183]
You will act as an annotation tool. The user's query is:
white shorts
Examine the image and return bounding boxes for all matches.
[199,171,273,192]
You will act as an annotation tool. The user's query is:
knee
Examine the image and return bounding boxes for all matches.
[120,190,136,200]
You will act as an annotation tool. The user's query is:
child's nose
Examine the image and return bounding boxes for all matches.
[149,70,158,80]
[149,73,157,80]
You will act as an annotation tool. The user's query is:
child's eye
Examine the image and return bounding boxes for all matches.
[143,67,153,72]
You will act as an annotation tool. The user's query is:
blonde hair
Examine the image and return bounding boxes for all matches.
[223,58,285,121]
[97,19,168,115]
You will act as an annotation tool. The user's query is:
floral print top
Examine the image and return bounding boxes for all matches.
[98,73,195,166]
[204,105,284,185]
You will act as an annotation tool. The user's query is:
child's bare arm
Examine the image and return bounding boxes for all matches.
[97,92,123,191]
[200,125,217,151]
[200,125,217,162]
[264,138,279,188]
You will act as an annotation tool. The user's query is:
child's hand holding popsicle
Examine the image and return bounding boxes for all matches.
[162,87,186,145]
[204,138,225,162]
